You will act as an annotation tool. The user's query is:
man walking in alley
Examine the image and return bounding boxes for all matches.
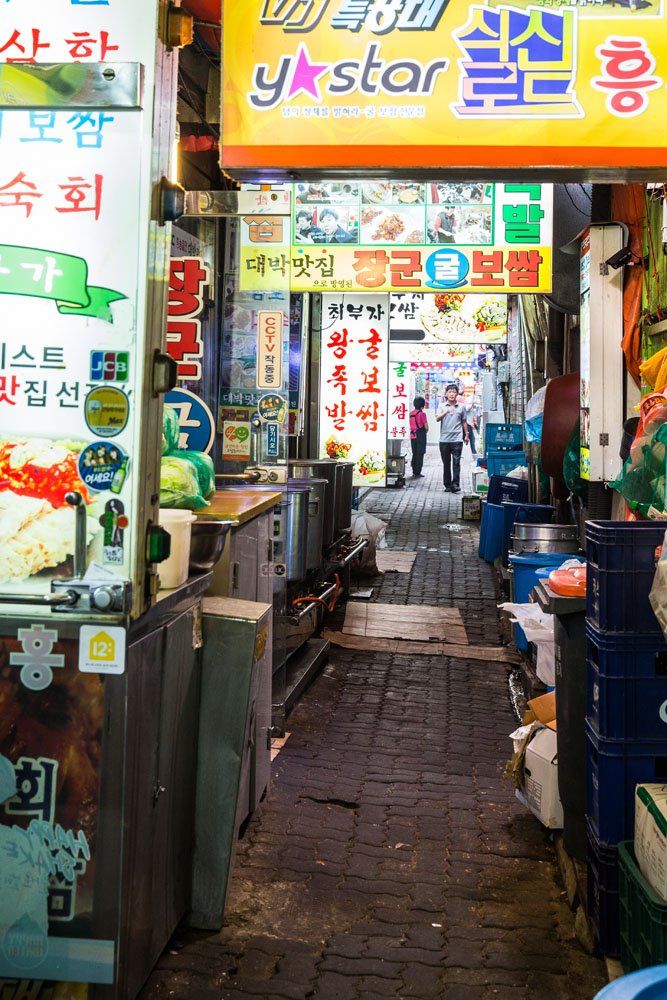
[436,384,469,493]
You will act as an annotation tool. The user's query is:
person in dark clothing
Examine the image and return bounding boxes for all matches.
[409,396,429,478]
[436,384,469,492]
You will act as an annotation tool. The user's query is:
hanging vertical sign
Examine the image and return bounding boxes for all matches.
[319,294,389,488]
[388,363,410,441]
[257,310,284,390]
[167,257,210,383]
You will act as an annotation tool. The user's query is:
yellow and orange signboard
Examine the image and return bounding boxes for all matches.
[222,0,667,173]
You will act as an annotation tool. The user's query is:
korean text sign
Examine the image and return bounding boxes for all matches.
[319,294,389,487]
[222,0,667,173]
[241,181,553,294]
[0,0,159,602]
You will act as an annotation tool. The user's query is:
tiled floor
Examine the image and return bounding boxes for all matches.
[142,447,606,1000]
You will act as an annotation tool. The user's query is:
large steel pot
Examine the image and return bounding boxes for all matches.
[334,461,355,535]
[289,459,336,547]
[280,484,310,582]
[387,439,404,458]
[511,522,581,556]
[289,477,327,572]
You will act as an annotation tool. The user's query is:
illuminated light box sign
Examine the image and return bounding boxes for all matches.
[241,182,552,294]
[319,294,389,488]
[222,1,667,174]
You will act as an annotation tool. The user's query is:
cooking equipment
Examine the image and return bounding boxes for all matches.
[289,459,337,547]
[334,461,355,535]
[511,522,581,556]
[288,477,327,572]
[189,520,231,573]
[387,439,403,458]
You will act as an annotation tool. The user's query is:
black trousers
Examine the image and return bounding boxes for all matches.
[411,439,426,476]
[439,441,463,488]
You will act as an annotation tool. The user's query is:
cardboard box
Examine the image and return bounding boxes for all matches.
[524,690,557,731]
[520,728,563,829]
[635,784,667,901]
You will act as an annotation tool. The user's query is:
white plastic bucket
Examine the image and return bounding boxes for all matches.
[158,509,197,589]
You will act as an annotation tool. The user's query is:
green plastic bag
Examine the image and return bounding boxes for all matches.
[563,428,587,500]
[179,450,216,501]
[160,455,208,510]
[613,421,667,516]
[162,405,180,456]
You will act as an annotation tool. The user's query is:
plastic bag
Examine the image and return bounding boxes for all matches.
[650,529,667,640]
[613,413,667,517]
[499,602,555,686]
[179,450,216,501]
[162,405,180,456]
[160,455,209,510]
[525,386,547,443]
[350,511,388,576]
[563,427,586,500]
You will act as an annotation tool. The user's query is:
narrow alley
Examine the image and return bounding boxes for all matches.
[142,453,607,1000]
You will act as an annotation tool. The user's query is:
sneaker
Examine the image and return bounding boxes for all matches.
[451,486,461,494]
[417,474,425,478]
[444,486,452,492]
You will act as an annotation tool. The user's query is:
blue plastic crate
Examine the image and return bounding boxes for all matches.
[588,819,620,957]
[586,720,667,846]
[502,501,555,565]
[586,521,665,635]
[478,499,488,560]
[487,451,527,478]
[487,475,529,506]
[482,502,504,564]
[587,626,667,741]
[485,423,523,453]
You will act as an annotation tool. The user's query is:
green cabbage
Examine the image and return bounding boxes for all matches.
[162,405,181,456]
[160,455,208,510]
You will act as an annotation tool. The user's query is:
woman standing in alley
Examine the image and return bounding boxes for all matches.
[409,396,429,479]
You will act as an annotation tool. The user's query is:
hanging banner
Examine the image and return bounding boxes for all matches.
[240,182,552,294]
[222,1,667,174]
[319,294,389,487]
[388,362,410,441]
[256,310,284,389]
[167,257,210,384]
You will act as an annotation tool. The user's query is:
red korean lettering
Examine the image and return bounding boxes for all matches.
[326,328,350,360]
[593,37,661,117]
[392,402,408,421]
[356,401,382,432]
[0,173,42,217]
[169,258,208,316]
[325,401,349,432]
[359,367,381,394]
[394,381,407,398]
[55,174,103,219]
[358,327,382,361]
[352,250,389,289]
[327,364,348,396]
[389,250,422,288]
[471,250,504,288]
[65,31,120,61]
[505,250,543,288]
[0,28,51,63]
[0,375,21,405]
[166,320,202,381]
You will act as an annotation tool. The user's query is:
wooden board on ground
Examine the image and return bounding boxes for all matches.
[323,629,520,665]
[376,550,417,574]
[342,602,468,646]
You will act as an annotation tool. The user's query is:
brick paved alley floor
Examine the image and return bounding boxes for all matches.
[142,447,607,1000]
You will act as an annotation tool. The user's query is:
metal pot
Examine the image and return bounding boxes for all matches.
[387,439,404,458]
[289,477,327,572]
[280,484,311,582]
[189,521,231,573]
[289,459,336,548]
[334,461,355,535]
[511,522,581,556]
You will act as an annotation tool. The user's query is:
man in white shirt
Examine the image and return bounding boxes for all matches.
[436,385,469,493]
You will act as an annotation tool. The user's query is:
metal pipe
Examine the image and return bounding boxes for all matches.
[0,591,79,607]
[65,491,87,579]
[288,579,339,625]
[215,471,261,483]
[337,538,368,569]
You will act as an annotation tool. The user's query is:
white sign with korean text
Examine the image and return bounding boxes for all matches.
[388,363,410,441]
[257,310,284,390]
[319,295,389,488]
[0,1,159,602]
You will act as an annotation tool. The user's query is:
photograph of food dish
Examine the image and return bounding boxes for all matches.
[294,206,359,245]
[360,206,424,245]
[0,438,101,584]
[428,183,493,205]
[426,205,492,245]
[391,182,426,205]
[294,182,359,205]
[356,450,386,484]
[419,294,507,343]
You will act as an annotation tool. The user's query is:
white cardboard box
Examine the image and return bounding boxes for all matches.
[635,784,667,901]
[520,728,563,829]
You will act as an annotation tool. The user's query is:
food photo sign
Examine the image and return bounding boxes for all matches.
[319,294,389,487]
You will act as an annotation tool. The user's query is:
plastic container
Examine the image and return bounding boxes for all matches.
[595,966,667,999]
[482,502,504,564]
[485,423,523,453]
[486,474,529,506]
[509,551,570,651]
[502,501,555,565]
[487,451,527,478]
[158,508,196,589]
[588,819,620,957]
[619,841,667,973]
[588,629,667,742]
[586,521,665,635]
[586,721,667,846]
[478,499,488,559]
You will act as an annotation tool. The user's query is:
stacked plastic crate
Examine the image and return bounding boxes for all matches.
[484,423,526,478]
[585,521,667,957]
